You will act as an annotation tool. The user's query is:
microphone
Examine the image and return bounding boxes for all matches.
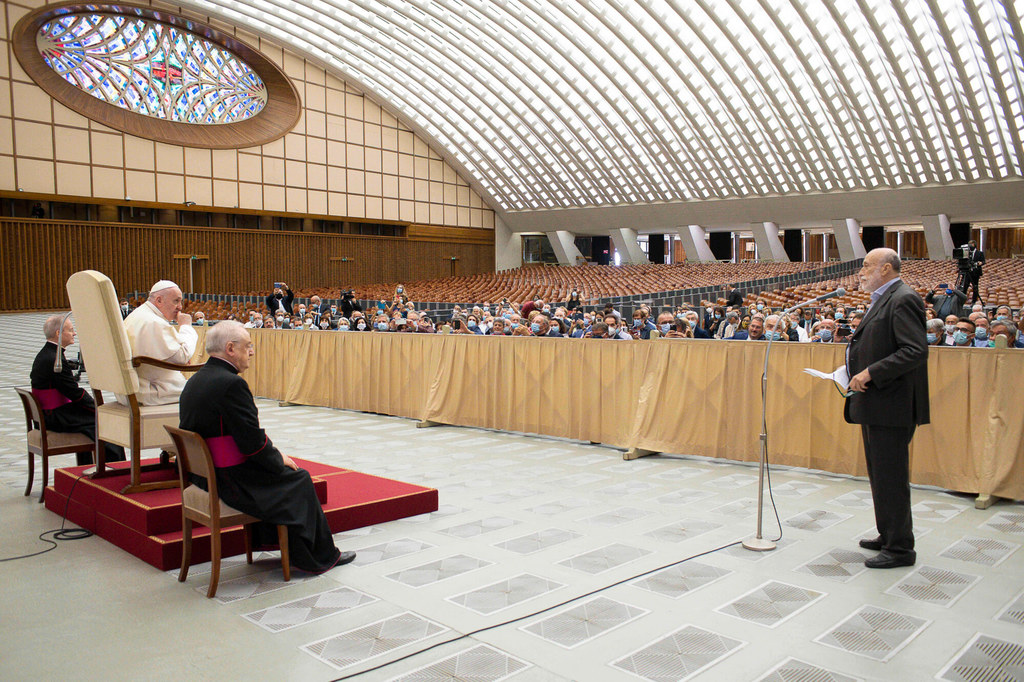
[783,287,846,314]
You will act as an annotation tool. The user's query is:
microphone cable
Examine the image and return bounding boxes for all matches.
[0,470,92,562]
[329,538,743,681]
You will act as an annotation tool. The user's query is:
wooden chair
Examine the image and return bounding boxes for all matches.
[15,387,96,503]
[65,270,202,494]
[164,426,290,598]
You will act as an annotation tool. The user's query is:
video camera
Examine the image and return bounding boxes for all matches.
[952,244,974,272]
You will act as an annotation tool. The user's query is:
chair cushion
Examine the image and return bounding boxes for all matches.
[182,484,257,525]
[27,429,94,451]
[95,402,179,449]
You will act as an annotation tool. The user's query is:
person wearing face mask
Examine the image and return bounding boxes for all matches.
[925,284,967,321]
[488,317,507,336]
[275,313,289,329]
[192,312,207,327]
[762,315,789,342]
[655,312,675,338]
[317,313,333,330]
[951,318,976,347]
[265,283,294,318]
[354,317,369,332]
[706,306,727,337]
[942,314,960,345]
[971,316,990,346]
[300,316,314,330]
[244,310,259,329]
[631,310,656,339]
[335,316,351,331]
[566,289,582,311]
[810,319,836,343]
[988,319,1019,347]
[119,299,132,319]
[603,314,632,340]
[925,318,945,346]
[717,311,740,339]
[372,314,390,332]
[682,311,711,339]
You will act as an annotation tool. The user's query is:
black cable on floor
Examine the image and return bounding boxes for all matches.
[0,471,92,562]
[329,538,743,681]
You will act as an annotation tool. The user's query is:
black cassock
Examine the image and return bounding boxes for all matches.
[179,357,341,572]
[30,342,126,465]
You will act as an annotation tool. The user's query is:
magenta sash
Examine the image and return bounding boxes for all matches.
[33,388,71,411]
[206,435,247,468]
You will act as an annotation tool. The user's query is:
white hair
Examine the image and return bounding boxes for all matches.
[43,314,66,340]
[205,321,247,354]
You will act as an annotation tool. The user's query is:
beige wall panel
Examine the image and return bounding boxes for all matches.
[125,170,157,202]
[305,84,325,111]
[365,171,382,197]
[11,81,50,122]
[365,147,381,173]
[382,150,398,174]
[346,169,364,194]
[284,132,305,161]
[470,208,482,228]
[0,38,8,77]
[413,137,428,157]
[263,156,285,185]
[282,52,304,79]
[383,197,399,220]
[443,164,457,183]
[345,92,362,118]
[365,196,382,219]
[457,206,470,226]
[156,172,183,203]
[92,166,123,199]
[238,152,262,182]
[238,182,262,209]
[430,203,443,224]
[0,116,12,154]
[54,126,88,162]
[14,119,52,158]
[124,136,155,170]
[211,149,237,180]
[398,175,414,200]
[90,131,123,168]
[285,186,306,213]
[381,109,397,128]
[0,156,13,190]
[414,178,428,201]
[264,184,285,211]
[443,183,456,204]
[347,194,364,218]
[308,189,326,215]
[328,192,347,216]
[444,204,457,226]
[213,179,238,207]
[364,122,381,148]
[51,102,87,128]
[399,153,413,177]
[345,119,363,145]
[185,175,212,205]
[290,109,305,135]
[327,166,346,193]
[326,89,345,115]
[415,202,429,223]
[457,185,470,205]
[483,211,494,229]
[429,159,443,180]
[306,136,326,164]
[400,199,415,222]
[414,156,429,179]
[307,163,327,191]
[305,63,325,86]
[398,130,414,154]
[0,83,10,117]
[381,126,398,151]
[262,137,284,157]
[327,139,345,166]
[285,158,306,187]
[185,147,212,176]
[56,161,90,196]
[347,143,364,169]
[155,143,184,174]
[17,157,54,192]
[382,174,398,198]
[364,100,381,124]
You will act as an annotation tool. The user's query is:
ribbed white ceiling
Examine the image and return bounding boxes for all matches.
[181,0,1024,214]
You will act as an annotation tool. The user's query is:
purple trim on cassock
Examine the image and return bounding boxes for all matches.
[32,388,72,410]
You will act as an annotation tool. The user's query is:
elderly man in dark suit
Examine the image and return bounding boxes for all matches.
[846,248,929,569]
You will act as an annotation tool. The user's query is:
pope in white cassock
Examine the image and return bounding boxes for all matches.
[120,280,198,405]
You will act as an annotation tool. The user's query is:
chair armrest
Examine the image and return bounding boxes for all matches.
[132,356,204,372]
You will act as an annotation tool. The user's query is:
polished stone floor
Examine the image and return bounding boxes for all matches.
[1,312,1022,681]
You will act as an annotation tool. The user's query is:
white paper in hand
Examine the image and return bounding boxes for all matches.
[803,366,851,395]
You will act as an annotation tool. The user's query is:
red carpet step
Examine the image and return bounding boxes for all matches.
[44,458,439,571]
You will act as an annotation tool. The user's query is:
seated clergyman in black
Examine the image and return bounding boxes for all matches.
[178,321,354,573]
[30,314,126,465]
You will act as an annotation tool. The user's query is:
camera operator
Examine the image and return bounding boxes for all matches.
[966,240,985,305]
[265,282,293,317]
[925,283,967,320]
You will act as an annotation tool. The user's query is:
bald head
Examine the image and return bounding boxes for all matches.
[859,248,901,294]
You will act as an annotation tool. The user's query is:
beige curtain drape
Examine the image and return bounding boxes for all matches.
[212,330,1023,500]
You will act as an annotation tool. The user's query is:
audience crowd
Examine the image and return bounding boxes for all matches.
[168,281,1024,349]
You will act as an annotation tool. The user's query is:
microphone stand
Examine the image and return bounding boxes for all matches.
[742,293,839,552]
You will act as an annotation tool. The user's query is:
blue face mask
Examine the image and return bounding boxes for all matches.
[988,339,996,348]
[768,331,782,341]
[714,313,722,320]
[339,326,349,331]
[468,320,477,328]
[510,322,519,329]
[926,333,938,344]
[953,330,969,345]
[633,319,642,328]
[756,304,764,311]
[376,322,388,331]
[996,315,1008,321]
[503,313,511,320]
[818,329,833,341]
[530,322,540,333]
[660,323,671,333]
[835,313,845,320]
[975,327,988,340]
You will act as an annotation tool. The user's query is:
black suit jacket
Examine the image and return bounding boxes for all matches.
[844,280,929,427]
[265,289,294,316]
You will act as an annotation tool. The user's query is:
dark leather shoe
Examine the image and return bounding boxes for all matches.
[865,551,915,569]
[336,551,356,566]
[859,537,883,551]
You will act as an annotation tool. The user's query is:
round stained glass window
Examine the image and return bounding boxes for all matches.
[13,3,300,148]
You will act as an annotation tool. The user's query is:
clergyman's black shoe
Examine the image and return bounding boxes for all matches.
[865,551,915,569]
[336,551,356,566]
[859,537,883,551]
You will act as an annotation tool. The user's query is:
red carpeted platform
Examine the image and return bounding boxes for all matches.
[44,457,438,571]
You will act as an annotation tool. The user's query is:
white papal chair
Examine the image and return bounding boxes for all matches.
[65,270,201,494]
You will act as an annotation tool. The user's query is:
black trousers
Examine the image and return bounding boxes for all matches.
[969,271,983,304]
[862,424,916,558]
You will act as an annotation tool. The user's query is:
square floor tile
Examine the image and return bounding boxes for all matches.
[610,624,745,682]
[558,543,651,575]
[705,473,758,489]
[814,605,929,662]
[939,536,1019,566]
[387,643,530,682]
[829,490,874,509]
[936,633,1024,682]
[645,519,723,544]
[794,548,871,582]
[493,528,581,555]
[352,538,434,566]
[524,498,591,515]
[884,565,980,607]
[755,658,860,682]
[981,511,1024,535]
[784,509,852,532]
[716,580,825,628]
[437,517,518,539]
[996,588,1024,626]
[711,498,758,518]
[913,499,970,523]
[581,506,653,526]
[200,567,318,604]
[631,561,732,599]
[770,480,828,497]
[595,480,659,496]
[385,554,492,588]
[301,612,448,672]
[656,489,717,506]
[243,586,377,632]
[520,596,648,649]
[447,574,565,615]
